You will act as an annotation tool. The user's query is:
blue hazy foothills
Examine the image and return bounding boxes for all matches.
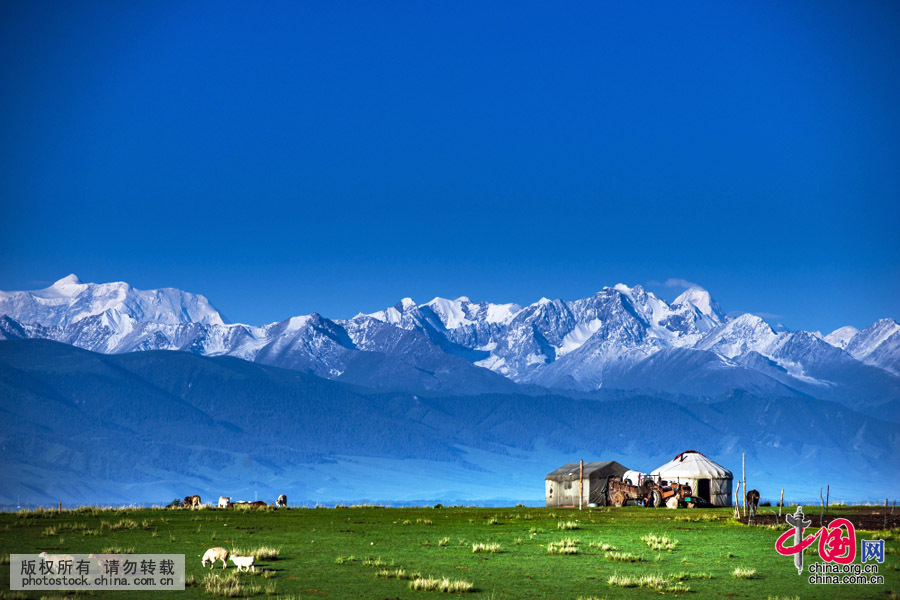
[1,1,898,333]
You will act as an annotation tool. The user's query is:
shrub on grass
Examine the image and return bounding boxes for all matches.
[641,534,678,551]
[547,539,579,555]
[588,541,615,551]
[668,571,712,581]
[363,557,387,567]
[376,568,409,579]
[232,546,280,560]
[203,571,261,597]
[557,521,579,530]
[605,551,643,562]
[408,577,474,593]
[732,567,756,579]
[607,573,688,593]
[335,556,357,564]
[102,518,139,531]
[471,543,501,553]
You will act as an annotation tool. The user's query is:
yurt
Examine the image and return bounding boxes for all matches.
[545,461,629,507]
[622,470,650,486]
[651,450,733,506]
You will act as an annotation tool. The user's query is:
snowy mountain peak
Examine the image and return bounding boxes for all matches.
[3,276,899,398]
[824,326,859,350]
[0,276,226,328]
[673,287,723,320]
[52,274,84,288]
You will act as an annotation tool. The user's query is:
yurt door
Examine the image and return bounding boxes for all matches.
[697,479,710,503]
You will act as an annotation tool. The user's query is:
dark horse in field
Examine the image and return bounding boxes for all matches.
[746,489,760,517]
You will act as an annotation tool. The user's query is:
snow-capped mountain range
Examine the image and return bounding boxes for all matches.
[2,275,898,416]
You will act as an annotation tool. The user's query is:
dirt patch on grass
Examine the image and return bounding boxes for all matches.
[742,510,899,530]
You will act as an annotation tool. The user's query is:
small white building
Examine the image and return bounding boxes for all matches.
[651,450,733,507]
[545,461,629,507]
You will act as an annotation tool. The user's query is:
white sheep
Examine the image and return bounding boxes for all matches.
[201,547,229,569]
[230,555,256,572]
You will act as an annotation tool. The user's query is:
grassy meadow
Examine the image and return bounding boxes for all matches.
[1,505,897,599]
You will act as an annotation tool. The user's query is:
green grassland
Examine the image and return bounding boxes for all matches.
[1,505,897,599]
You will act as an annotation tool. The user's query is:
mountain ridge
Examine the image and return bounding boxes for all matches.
[2,339,897,506]
[2,276,898,420]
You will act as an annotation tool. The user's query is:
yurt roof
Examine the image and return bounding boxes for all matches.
[623,470,649,483]
[545,461,629,482]
[651,450,732,479]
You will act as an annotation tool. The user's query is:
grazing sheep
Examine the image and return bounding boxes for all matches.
[201,547,229,569]
[218,496,231,508]
[183,495,201,508]
[249,500,267,508]
[276,494,287,507]
[230,555,256,572]
[89,553,122,575]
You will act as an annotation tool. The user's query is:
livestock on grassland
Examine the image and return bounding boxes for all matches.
[230,555,256,572]
[746,489,760,517]
[201,547,229,569]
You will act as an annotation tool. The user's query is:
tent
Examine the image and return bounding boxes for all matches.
[545,461,629,507]
[651,450,733,507]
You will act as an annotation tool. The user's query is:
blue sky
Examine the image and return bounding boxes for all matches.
[1,1,898,332]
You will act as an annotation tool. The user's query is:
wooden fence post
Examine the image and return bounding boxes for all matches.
[819,488,824,526]
[733,481,741,519]
[779,489,784,518]
[742,453,746,518]
[825,485,830,518]
[579,459,584,511]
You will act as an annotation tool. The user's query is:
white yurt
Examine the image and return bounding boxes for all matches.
[651,450,733,506]
[622,470,651,486]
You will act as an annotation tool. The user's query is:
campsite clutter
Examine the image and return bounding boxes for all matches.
[546,450,735,508]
